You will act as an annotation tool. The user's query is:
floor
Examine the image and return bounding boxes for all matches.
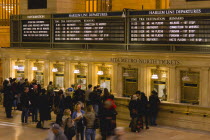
[0,107,210,140]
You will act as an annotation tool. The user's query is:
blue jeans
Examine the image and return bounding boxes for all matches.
[92,104,99,116]
[21,108,29,123]
[85,129,96,140]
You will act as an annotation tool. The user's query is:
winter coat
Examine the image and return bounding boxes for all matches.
[38,94,51,121]
[149,94,161,114]
[128,100,139,118]
[3,85,13,108]
[20,92,30,108]
[84,112,96,129]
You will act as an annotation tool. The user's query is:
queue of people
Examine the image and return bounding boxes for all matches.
[2,78,119,140]
[128,90,161,133]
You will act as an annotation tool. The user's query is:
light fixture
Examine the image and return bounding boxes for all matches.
[97,71,104,75]
[32,67,38,71]
[74,69,80,74]
[162,72,167,78]
[182,75,190,81]
[52,68,58,72]
[13,66,19,70]
[123,72,129,77]
[151,74,159,79]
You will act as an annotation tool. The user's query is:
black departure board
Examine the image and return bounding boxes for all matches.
[129,9,210,44]
[22,20,50,42]
[53,12,125,43]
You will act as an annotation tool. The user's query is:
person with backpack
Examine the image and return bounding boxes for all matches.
[63,109,75,140]
[84,105,96,140]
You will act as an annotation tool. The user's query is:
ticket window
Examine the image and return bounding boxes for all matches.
[97,65,112,92]
[123,68,138,97]
[74,64,88,90]
[53,64,64,89]
[14,61,25,80]
[32,62,44,86]
[151,69,168,101]
[181,71,200,105]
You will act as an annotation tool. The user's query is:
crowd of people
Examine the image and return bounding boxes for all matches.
[2,78,119,140]
[2,77,161,140]
[128,90,160,132]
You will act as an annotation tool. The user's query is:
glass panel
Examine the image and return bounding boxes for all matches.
[74,64,88,90]
[97,65,112,92]
[123,68,138,97]
[151,69,168,101]
[180,71,200,104]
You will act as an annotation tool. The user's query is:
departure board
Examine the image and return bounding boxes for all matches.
[129,9,210,44]
[53,12,125,43]
[22,20,50,42]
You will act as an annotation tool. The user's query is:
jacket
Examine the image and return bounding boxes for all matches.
[84,112,95,129]
[20,92,30,108]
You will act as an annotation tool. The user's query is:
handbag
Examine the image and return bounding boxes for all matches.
[64,118,76,137]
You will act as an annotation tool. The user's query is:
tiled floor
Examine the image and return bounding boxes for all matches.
[0,107,210,140]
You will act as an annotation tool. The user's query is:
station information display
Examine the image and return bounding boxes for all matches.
[53,12,125,43]
[129,9,210,44]
[22,20,50,42]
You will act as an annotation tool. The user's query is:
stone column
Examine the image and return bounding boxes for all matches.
[24,59,30,80]
[2,58,12,80]
[87,62,94,85]
[175,68,181,103]
[44,60,50,88]
[168,66,176,103]
[139,66,147,94]
[113,63,122,97]
[200,67,209,107]
[64,61,71,89]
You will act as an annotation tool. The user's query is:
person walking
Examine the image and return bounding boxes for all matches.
[20,87,30,124]
[84,105,96,140]
[72,103,85,140]
[3,80,13,118]
[99,100,117,140]
[149,90,161,126]
[45,123,68,140]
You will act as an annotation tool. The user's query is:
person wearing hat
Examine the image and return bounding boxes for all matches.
[46,123,67,140]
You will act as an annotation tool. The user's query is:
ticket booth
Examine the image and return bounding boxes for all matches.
[97,64,112,92]
[32,61,44,86]
[52,63,64,89]
[14,60,25,80]
[151,68,168,101]
[123,67,138,97]
[74,63,88,90]
[181,71,200,104]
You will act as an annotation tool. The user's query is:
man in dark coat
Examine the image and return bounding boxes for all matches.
[139,92,149,129]
[73,85,85,104]
[38,89,51,123]
[89,86,101,116]
[30,85,40,122]
[149,90,161,126]
[20,87,30,123]
[3,80,13,118]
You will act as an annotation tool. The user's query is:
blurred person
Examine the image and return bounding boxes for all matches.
[47,81,54,95]
[45,123,67,140]
[85,84,93,106]
[72,103,85,140]
[149,90,161,126]
[20,87,30,124]
[84,105,96,140]
[111,127,125,140]
[140,92,149,129]
[3,80,13,118]
[62,109,75,140]
[101,88,114,103]
[99,99,117,140]
[96,85,102,95]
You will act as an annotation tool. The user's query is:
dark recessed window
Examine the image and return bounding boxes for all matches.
[28,0,47,9]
